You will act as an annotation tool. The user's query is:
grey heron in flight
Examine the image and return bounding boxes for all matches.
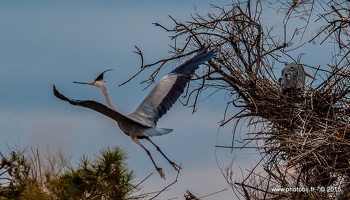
[53,48,217,179]
[279,62,315,95]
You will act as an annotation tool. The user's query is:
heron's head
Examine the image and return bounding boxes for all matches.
[89,80,105,88]
[73,69,113,88]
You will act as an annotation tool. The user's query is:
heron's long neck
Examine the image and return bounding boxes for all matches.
[100,85,118,111]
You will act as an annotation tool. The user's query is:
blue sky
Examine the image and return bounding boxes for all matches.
[0,1,332,199]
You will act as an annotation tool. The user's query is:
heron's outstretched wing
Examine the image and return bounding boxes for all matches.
[128,48,217,126]
[53,85,150,127]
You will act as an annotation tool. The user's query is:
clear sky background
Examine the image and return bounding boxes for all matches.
[0,1,332,199]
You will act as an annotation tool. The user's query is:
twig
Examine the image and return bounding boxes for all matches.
[149,165,181,200]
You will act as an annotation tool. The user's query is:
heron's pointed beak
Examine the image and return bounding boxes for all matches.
[73,81,92,85]
[305,72,316,80]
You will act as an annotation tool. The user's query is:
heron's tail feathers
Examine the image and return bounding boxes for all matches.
[143,127,173,137]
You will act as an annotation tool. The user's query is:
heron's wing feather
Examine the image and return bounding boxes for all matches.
[143,127,173,137]
[128,48,217,126]
[53,85,149,127]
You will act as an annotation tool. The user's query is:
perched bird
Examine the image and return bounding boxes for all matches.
[279,62,315,95]
[53,47,217,178]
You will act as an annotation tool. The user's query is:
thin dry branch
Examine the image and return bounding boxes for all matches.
[149,167,181,200]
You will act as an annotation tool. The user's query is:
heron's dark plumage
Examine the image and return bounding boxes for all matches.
[95,69,113,81]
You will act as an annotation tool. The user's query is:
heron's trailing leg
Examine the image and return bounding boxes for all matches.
[139,142,166,179]
[146,138,181,172]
